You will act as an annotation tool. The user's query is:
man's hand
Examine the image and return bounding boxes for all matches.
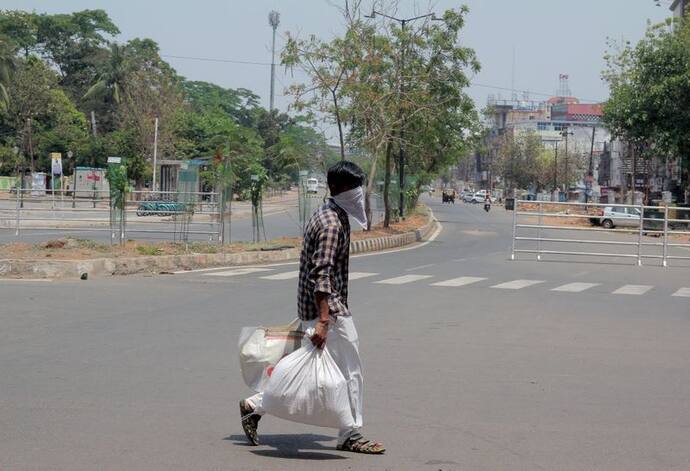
[312,292,331,349]
[310,319,329,349]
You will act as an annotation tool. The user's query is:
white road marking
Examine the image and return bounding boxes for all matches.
[260,271,300,280]
[613,285,653,295]
[672,287,690,298]
[349,272,379,280]
[375,274,433,285]
[406,263,436,271]
[552,282,600,293]
[205,268,273,277]
[491,279,544,290]
[0,278,52,282]
[431,276,486,287]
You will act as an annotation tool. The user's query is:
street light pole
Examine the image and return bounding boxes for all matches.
[365,9,442,219]
[553,141,559,193]
[561,127,573,194]
[268,11,280,111]
[399,18,407,220]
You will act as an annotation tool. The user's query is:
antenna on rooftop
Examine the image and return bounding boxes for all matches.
[557,74,572,97]
[511,47,517,101]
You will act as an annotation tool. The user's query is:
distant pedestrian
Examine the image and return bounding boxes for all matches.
[240,161,385,455]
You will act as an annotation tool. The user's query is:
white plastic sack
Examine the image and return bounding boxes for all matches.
[261,338,355,430]
[238,318,303,392]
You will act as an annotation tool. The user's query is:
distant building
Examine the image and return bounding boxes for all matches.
[550,103,604,123]
[486,96,549,130]
[670,0,688,18]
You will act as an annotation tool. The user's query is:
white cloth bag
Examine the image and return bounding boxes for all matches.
[261,335,355,430]
[238,319,304,392]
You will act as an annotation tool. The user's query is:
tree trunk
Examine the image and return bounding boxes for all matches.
[364,150,379,231]
[383,139,393,228]
[332,90,345,161]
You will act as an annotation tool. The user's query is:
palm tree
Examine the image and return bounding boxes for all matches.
[83,43,129,104]
[0,37,17,111]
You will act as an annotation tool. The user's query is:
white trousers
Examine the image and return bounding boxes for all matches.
[246,315,364,444]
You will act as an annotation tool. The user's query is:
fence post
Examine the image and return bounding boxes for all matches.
[663,205,669,268]
[537,201,543,261]
[15,184,20,237]
[510,200,517,260]
[120,188,126,246]
[637,204,644,266]
[218,191,224,245]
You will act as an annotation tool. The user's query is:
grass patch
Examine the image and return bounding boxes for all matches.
[185,242,220,254]
[136,245,163,256]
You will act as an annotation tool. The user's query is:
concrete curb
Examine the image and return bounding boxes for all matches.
[0,210,438,279]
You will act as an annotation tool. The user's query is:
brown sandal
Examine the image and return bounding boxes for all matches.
[337,437,386,454]
[239,400,261,446]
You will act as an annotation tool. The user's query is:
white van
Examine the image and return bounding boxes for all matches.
[306,178,319,194]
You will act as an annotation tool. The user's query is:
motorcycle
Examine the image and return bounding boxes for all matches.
[483,200,491,212]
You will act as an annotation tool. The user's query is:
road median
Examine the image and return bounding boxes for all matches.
[0,207,438,279]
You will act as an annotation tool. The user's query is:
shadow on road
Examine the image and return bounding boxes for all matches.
[224,433,347,461]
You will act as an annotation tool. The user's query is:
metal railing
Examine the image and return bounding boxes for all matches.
[510,200,690,267]
[0,189,222,244]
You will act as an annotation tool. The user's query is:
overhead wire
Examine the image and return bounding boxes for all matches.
[161,53,606,103]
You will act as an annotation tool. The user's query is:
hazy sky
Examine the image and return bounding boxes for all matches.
[4,0,672,138]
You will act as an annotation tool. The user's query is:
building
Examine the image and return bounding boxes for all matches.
[550,103,604,123]
[670,0,688,18]
[486,96,550,130]
[477,80,611,199]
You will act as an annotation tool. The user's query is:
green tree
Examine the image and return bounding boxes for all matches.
[83,43,128,106]
[0,9,119,100]
[292,5,481,227]
[0,35,16,110]
[603,16,690,202]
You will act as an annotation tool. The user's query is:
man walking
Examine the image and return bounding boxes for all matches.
[240,161,385,454]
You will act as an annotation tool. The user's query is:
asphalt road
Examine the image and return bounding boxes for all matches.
[1,199,689,470]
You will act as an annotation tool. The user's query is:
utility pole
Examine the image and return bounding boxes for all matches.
[365,8,442,219]
[586,126,596,203]
[90,111,98,208]
[561,127,573,195]
[90,111,98,138]
[26,117,34,173]
[268,11,280,111]
[553,141,559,194]
[631,143,637,205]
[152,117,159,192]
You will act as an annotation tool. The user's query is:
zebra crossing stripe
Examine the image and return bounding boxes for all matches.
[260,271,300,280]
[431,276,486,287]
[672,287,690,297]
[349,272,379,280]
[491,279,544,290]
[613,285,653,295]
[552,282,600,293]
[375,275,433,285]
[205,268,273,277]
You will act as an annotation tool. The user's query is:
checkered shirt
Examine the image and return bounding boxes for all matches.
[297,199,351,321]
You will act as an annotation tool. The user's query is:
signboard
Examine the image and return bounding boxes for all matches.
[50,152,62,175]
[107,156,122,164]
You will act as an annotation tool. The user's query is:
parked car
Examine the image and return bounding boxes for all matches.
[465,190,489,204]
[596,206,641,229]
